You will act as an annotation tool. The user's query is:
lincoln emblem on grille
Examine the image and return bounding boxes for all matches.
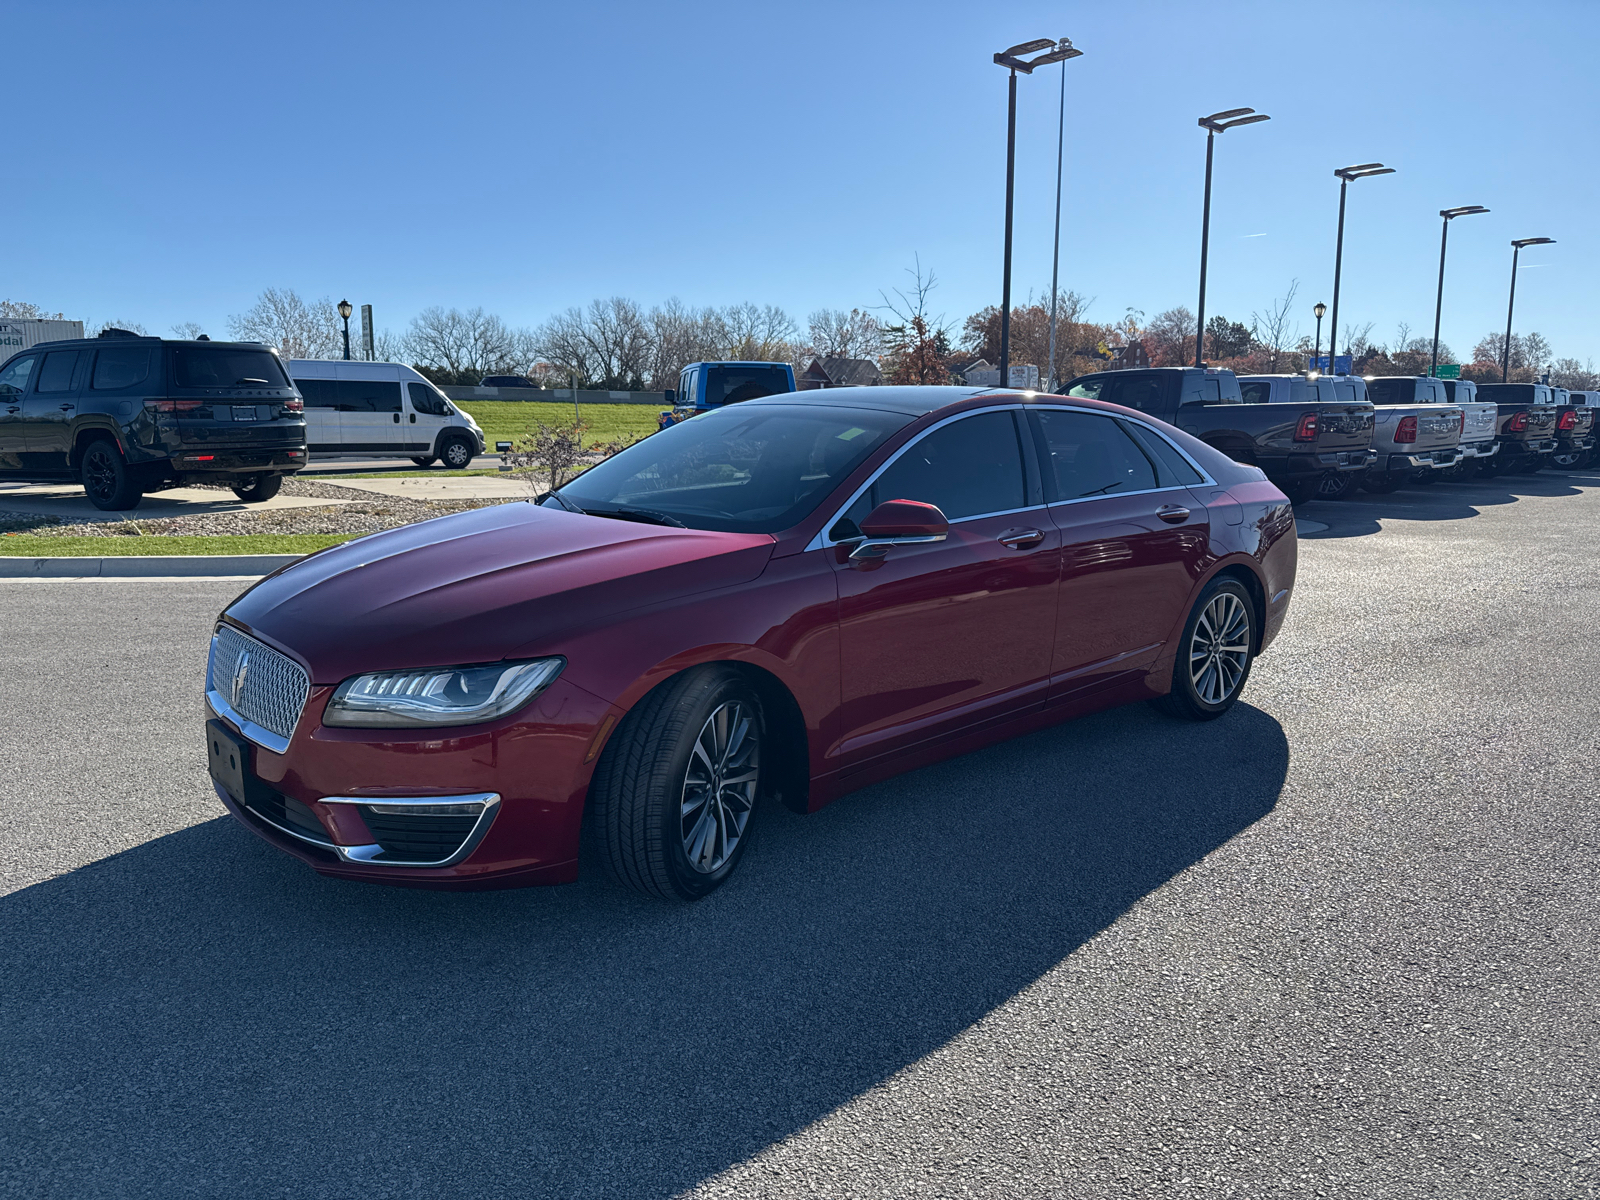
[231,651,252,710]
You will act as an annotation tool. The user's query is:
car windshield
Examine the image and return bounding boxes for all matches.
[550,403,908,533]
[171,346,289,389]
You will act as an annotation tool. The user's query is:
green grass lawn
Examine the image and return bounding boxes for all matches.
[456,400,661,446]
[0,533,363,557]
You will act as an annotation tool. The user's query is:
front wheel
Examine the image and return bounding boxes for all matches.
[439,436,475,469]
[590,666,765,900]
[231,474,283,503]
[1151,578,1256,721]
[80,439,142,510]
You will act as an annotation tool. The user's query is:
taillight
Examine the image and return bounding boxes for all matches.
[283,397,304,414]
[1558,409,1577,430]
[144,399,203,413]
[1458,411,1465,433]
[1505,412,1528,432]
[1395,415,1418,443]
[1293,412,1319,441]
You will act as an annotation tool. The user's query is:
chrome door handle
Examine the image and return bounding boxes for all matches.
[998,527,1045,549]
[1156,505,1191,524]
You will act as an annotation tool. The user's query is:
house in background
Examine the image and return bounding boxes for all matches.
[797,355,884,390]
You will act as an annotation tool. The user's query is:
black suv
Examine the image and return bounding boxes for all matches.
[0,332,307,510]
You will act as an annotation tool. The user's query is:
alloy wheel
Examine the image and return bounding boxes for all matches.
[83,446,117,503]
[680,700,760,874]
[444,440,472,467]
[1189,592,1251,706]
[1316,472,1350,499]
[1552,452,1581,468]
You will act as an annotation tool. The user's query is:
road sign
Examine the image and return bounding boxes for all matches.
[1308,355,1352,374]
[1432,364,1461,379]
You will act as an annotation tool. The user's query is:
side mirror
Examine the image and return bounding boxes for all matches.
[851,499,949,561]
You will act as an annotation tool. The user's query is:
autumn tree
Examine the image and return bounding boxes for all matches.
[878,258,953,386]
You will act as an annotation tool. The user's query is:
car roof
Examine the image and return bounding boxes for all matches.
[744,385,1004,417]
[25,336,266,351]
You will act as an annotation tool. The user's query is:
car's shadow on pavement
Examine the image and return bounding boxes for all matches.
[1296,469,1593,538]
[1,702,1288,1200]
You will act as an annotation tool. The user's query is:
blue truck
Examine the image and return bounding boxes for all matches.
[659,361,796,429]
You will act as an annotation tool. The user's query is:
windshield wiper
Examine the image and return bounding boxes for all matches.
[539,490,587,515]
[581,505,686,528]
[233,377,271,387]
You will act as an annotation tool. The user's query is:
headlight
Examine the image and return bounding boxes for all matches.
[323,658,564,728]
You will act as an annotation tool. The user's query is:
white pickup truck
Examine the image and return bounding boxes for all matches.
[1436,378,1500,475]
[1360,376,1465,493]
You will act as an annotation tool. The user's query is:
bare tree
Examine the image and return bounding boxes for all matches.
[533,297,651,389]
[1341,322,1376,361]
[805,308,882,362]
[719,302,797,362]
[372,328,407,363]
[404,307,522,382]
[1392,321,1412,354]
[1250,280,1299,373]
[1472,330,1554,381]
[504,417,590,494]
[229,288,343,359]
[1143,306,1197,367]
[87,318,148,336]
[1550,357,1599,390]
[878,257,953,386]
[171,321,207,340]
[0,299,63,319]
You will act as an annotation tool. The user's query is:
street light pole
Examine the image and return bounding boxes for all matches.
[1045,39,1081,393]
[1313,301,1326,374]
[1326,164,1394,375]
[1193,108,1270,368]
[993,38,1081,388]
[1430,206,1488,378]
[338,299,353,361]
[1502,237,1557,382]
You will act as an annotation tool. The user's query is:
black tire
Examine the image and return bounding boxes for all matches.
[410,456,438,467]
[1315,472,1356,501]
[1550,450,1585,471]
[590,666,765,900]
[439,436,475,469]
[1360,472,1402,494]
[230,474,283,503]
[1150,577,1256,722]
[79,438,142,511]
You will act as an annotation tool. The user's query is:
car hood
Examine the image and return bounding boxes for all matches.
[225,503,776,683]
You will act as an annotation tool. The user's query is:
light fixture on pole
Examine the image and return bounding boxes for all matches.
[993,37,1082,387]
[1193,108,1270,367]
[338,299,353,361]
[1044,37,1083,393]
[1502,237,1556,382]
[1429,206,1489,378]
[1312,301,1327,375]
[1326,163,1394,375]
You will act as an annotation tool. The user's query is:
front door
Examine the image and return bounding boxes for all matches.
[1027,408,1213,698]
[406,381,452,456]
[20,347,85,472]
[0,353,38,471]
[828,408,1059,770]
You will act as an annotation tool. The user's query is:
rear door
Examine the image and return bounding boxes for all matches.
[405,381,453,455]
[1029,408,1213,698]
[333,365,402,452]
[20,347,86,471]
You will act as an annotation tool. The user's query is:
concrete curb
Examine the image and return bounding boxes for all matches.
[0,554,301,579]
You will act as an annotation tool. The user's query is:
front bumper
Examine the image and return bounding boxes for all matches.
[209,675,616,889]
[1386,447,1460,471]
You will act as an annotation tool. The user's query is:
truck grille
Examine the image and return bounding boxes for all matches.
[209,625,309,744]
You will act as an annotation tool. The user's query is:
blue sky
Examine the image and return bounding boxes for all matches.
[9,0,1597,363]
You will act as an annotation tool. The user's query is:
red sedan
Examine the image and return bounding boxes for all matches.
[206,386,1296,899]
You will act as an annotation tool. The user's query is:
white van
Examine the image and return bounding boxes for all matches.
[288,360,485,468]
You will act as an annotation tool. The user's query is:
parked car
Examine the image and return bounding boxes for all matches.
[1359,377,1464,493]
[289,360,486,468]
[1473,384,1561,474]
[1544,385,1597,468]
[206,386,1296,899]
[1065,366,1375,504]
[660,360,797,429]
[1440,378,1500,474]
[0,332,306,510]
[1234,372,1379,499]
[1554,390,1600,469]
[479,374,537,389]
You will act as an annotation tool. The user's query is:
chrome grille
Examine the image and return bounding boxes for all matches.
[209,625,309,743]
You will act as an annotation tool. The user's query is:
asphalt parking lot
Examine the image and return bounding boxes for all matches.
[2,469,1596,1198]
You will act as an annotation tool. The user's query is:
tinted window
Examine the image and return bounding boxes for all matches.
[1065,373,1170,413]
[172,347,288,389]
[1123,420,1204,486]
[705,365,789,406]
[91,347,152,390]
[555,403,904,534]
[37,351,81,393]
[1366,379,1414,406]
[848,411,1027,529]
[1239,381,1272,404]
[295,379,338,408]
[1201,378,1223,404]
[1033,409,1159,500]
[0,355,37,397]
[408,381,451,416]
[337,379,402,413]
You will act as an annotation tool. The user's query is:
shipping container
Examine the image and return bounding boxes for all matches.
[0,318,86,357]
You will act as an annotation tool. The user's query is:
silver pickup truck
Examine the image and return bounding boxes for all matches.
[1439,378,1500,475]
[1360,376,1464,493]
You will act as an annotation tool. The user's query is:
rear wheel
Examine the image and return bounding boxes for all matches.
[1151,578,1256,722]
[1316,472,1356,501]
[590,666,765,900]
[410,455,438,468]
[439,435,474,469]
[231,474,283,503]
[80,439,141,511]
[1550,450,1584,470]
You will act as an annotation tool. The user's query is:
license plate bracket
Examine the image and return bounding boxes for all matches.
[232,405,258,422]
[207,718,250,805]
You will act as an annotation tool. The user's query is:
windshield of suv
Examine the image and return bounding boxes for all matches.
[171,346,289,389]
[550,403,907,533]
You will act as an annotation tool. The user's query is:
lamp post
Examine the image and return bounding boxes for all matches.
[1502,237,1556,382]
[1429,206,1489,378]
[993,37,1082,387]
[1312,301,1326,374]
[1044,37,1083,393]
[338,299,353,361]
[1326,163,1394,375]
[1193,108,1270,367]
